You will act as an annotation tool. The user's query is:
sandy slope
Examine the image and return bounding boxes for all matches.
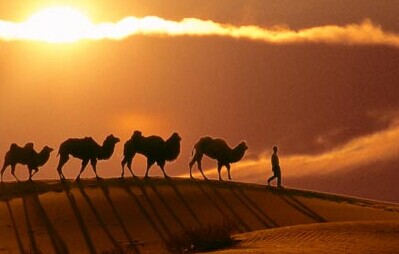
[0,178,398,253]
[212,221,399,254]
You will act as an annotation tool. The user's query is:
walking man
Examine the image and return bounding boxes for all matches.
[267,146,282,187]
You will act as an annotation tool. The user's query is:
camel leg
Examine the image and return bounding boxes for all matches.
[59,170,66,181]
[197,159,208,180]
[159,161,169,178]
[217,162,223,181]
[0,163,8,182]
[122,154,135,178]
[30,168,39,181]
[144,159,155,178]
[28,168,33,181]
[189,154,208,180]
[11,164,20,182]
[57,154,69,180]
[126,157,136,178]
[121,158,126,178]
[189,155,198,178]
[76,159,89,181]
[226,164,232,180]
[189,161,195,178]
[121,155,129,178]
[90,159,101,179]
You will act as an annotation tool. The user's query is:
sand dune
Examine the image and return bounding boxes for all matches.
[212,221,399,254]
[0,178,398,253]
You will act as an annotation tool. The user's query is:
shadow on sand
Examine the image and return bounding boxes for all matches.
[61,181,97,254]
[29,192,68,254]
[76,182,121,251]
[22,196,40,254]
[6,200,25,254]
[198,181,251,232]
[163,179,202,227]
[229,185,279,228]
[97,180,141,254]
[272,187,327,223]
[145,180,189,233]
[119,179,169,246]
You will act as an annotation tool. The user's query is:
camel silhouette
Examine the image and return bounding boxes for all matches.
[56,134,120,180]
[121,131,181,178]
[189,137,248,181]
[1,143,53,182]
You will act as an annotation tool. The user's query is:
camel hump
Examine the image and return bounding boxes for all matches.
[131,130,143,140]
[9,143,19,150]
[165,132,181,161]
[83,137,95,142]
[24,142,35,150]
[144,135,164,144]
[197,136,227,148]
[196,136,214,146]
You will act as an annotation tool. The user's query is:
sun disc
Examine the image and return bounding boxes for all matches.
[25,6,92,43]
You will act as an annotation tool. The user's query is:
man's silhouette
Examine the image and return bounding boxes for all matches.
[267,146,282,187]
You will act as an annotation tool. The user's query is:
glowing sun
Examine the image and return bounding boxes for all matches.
[25,6,93,43]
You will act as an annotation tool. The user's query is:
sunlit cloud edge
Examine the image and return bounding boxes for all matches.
[0,15,399,47]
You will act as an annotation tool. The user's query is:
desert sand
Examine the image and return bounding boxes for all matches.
[0,177,398,253]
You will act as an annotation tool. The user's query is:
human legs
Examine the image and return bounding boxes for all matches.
[268,166,282,187]
[267,174,277,185]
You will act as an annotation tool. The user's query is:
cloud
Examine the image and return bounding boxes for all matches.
[1,15,399,47]
[186,119,399,183]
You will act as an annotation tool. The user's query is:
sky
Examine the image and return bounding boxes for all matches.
[1,0,398,202]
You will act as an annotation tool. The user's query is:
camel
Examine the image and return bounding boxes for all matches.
[1,143,54,182]
[56,134,120,180]
[189,137,248,181]
[121,131,181,178]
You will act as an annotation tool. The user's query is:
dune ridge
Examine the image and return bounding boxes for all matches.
[0,177,398,253]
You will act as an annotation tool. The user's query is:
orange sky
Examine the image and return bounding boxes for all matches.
[1,0,399,202]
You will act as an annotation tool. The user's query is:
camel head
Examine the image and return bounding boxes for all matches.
[229,141,248,163]
[33,145,54,168]
[105,134,120,145]
[169,132,182,142]
[98,134,120,160]
[238,141,248,151]
[42,146,54,154]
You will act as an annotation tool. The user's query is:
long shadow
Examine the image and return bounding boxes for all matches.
[192,180,232,221]
[134,180,174,240]
[61,181,97,254]
[283,191,327,222]
[6,200,25,254]
[235,187,279,227]
[30,193,69,254]
[22,196,40,254]
[146,180,189,233]
[164,179,202,227]
[274,189,327,223]
[227,187,273,228]
[120,179,169,245]
[202,181,251,232]
[76,183,120,251]
[97,180,141,254]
